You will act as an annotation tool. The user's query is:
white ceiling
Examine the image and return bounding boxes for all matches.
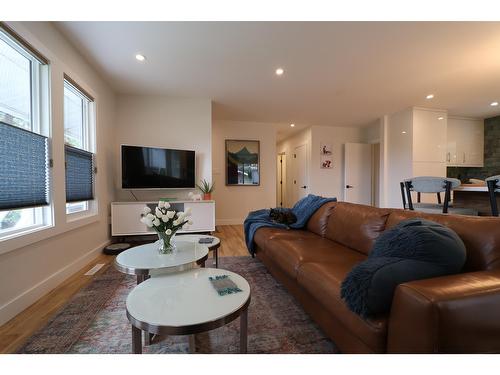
[56,21,500,134]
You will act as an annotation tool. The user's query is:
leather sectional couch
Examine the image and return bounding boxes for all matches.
[253,201,500,353]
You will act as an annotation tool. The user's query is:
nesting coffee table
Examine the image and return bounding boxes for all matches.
[177,234,221,268]
[126,268,251,354]
[115,239,209,284]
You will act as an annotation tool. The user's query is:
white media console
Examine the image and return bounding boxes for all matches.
[111,200,215,236]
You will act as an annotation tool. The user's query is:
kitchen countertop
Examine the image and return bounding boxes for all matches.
[454,184,488,192]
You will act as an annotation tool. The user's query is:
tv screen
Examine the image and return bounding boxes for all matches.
[121,145,195,189]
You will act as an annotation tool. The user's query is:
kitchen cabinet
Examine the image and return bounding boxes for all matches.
[447,117,484,167]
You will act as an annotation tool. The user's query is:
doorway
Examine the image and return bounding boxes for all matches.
[293,144,308,204]
[276,153,286,207]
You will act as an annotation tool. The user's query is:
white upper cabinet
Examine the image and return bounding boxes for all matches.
[413,108,447,163]
[447,117,484,167]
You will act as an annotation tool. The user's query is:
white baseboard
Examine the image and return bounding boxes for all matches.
[0,240,111,326]
[216,218,244,226]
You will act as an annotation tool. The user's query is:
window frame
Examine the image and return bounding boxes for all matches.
[0,24,53,244]
[63,75,97,220]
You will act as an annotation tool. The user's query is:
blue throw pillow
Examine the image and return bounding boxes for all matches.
[340,218,466,318]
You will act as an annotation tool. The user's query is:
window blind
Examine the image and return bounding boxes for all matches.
[65,145,94,203]
[0,121,49,210]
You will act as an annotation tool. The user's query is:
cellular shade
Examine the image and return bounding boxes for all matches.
[0,121,49,210]
[65,145,94,202]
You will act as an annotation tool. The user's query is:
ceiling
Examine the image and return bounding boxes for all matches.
[56,21,500,136]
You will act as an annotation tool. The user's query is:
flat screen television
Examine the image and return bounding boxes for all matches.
[121,145,195,189]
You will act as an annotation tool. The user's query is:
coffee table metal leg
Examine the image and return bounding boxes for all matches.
[189,334,196,353]
[240,307,248,353]
[144,332,154,346]
[214,248,218,268]
[132,325,142,354]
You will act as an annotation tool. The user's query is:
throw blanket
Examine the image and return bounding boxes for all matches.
[244,194,337,256]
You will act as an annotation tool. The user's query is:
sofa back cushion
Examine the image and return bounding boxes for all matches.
[325,202,391,255]
[306,201,337,237]
[386,210,500,271]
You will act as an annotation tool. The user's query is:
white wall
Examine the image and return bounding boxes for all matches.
[383,108,414,208]
[114,95,212,202]
[0,22,116,325]
[277,125,362,206]
[277,128,312,207]
[212,121,277,225]
[310,125,363,201]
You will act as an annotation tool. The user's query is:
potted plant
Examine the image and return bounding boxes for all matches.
[140,201,193,254]
[197,179,214,200]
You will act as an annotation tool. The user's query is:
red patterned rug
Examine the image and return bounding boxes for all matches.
[17,256,338,354]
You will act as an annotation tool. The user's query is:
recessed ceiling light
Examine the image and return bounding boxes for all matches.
[491,101,498,107]
[290,123,295,127]
[135,54,146,62]
[402,131,407,134]
[275,68,284,76]
[426,94,434,99]
[438,116,444,120]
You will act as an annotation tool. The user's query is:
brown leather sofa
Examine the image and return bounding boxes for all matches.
[253,201,500,353]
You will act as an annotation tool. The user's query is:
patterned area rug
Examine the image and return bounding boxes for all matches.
[17,256,338,354]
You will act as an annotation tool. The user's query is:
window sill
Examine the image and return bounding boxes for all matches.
[0,213,100,256]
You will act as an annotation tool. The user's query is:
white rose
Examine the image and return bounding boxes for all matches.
[166,210,175,219]
[155,207,163,217]
[158,200,165,208]
[177,211,184,217]
[143,206,151,214]
[146,213,155,220]
[164,202,171,209]
[140,217,147,224]
[188,220,193,225]
[153,218,161,226]
[172,220,179,226]
[166,229,172,235]
[144,218,154,227]
[161,214,169,222]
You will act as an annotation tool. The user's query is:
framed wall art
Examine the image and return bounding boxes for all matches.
[225,140,260,186]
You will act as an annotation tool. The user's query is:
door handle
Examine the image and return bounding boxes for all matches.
[301,186,307,189]
[346,185,354,189]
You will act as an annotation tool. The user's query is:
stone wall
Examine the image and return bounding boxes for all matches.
[447,115,500,182]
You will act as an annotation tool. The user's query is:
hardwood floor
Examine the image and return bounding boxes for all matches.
[0,225,248,354]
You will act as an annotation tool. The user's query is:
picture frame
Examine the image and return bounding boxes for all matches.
[225,139,260,186]
[320,143,333,169]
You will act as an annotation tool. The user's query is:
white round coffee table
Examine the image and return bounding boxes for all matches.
[115,240,209,284]
[177,234,221,268]
[126,268,251,354]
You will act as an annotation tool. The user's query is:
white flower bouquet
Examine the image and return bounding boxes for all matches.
[140,201,193,254]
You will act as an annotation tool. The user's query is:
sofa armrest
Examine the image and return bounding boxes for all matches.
[387,270,500,353]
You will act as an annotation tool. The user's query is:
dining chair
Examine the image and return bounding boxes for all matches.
[486,175,500,217]
[401,176,477,215]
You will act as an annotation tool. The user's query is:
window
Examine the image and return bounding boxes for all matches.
[63,77,95,216]
[0,25,51,241]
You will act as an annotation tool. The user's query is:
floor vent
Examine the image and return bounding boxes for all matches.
[84,263,105,276]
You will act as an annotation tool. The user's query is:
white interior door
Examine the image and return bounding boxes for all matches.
[276,154,286,207]
[293,144,308,204]
[344,143,373,205]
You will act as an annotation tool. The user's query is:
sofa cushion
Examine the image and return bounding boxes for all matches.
[306,201,337,237]
[340,218,466,318]
[325,202,391,255]
[297,262,388,353]
[386,209,500,272]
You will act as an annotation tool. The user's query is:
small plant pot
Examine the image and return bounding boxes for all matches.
[203,193,212,200]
